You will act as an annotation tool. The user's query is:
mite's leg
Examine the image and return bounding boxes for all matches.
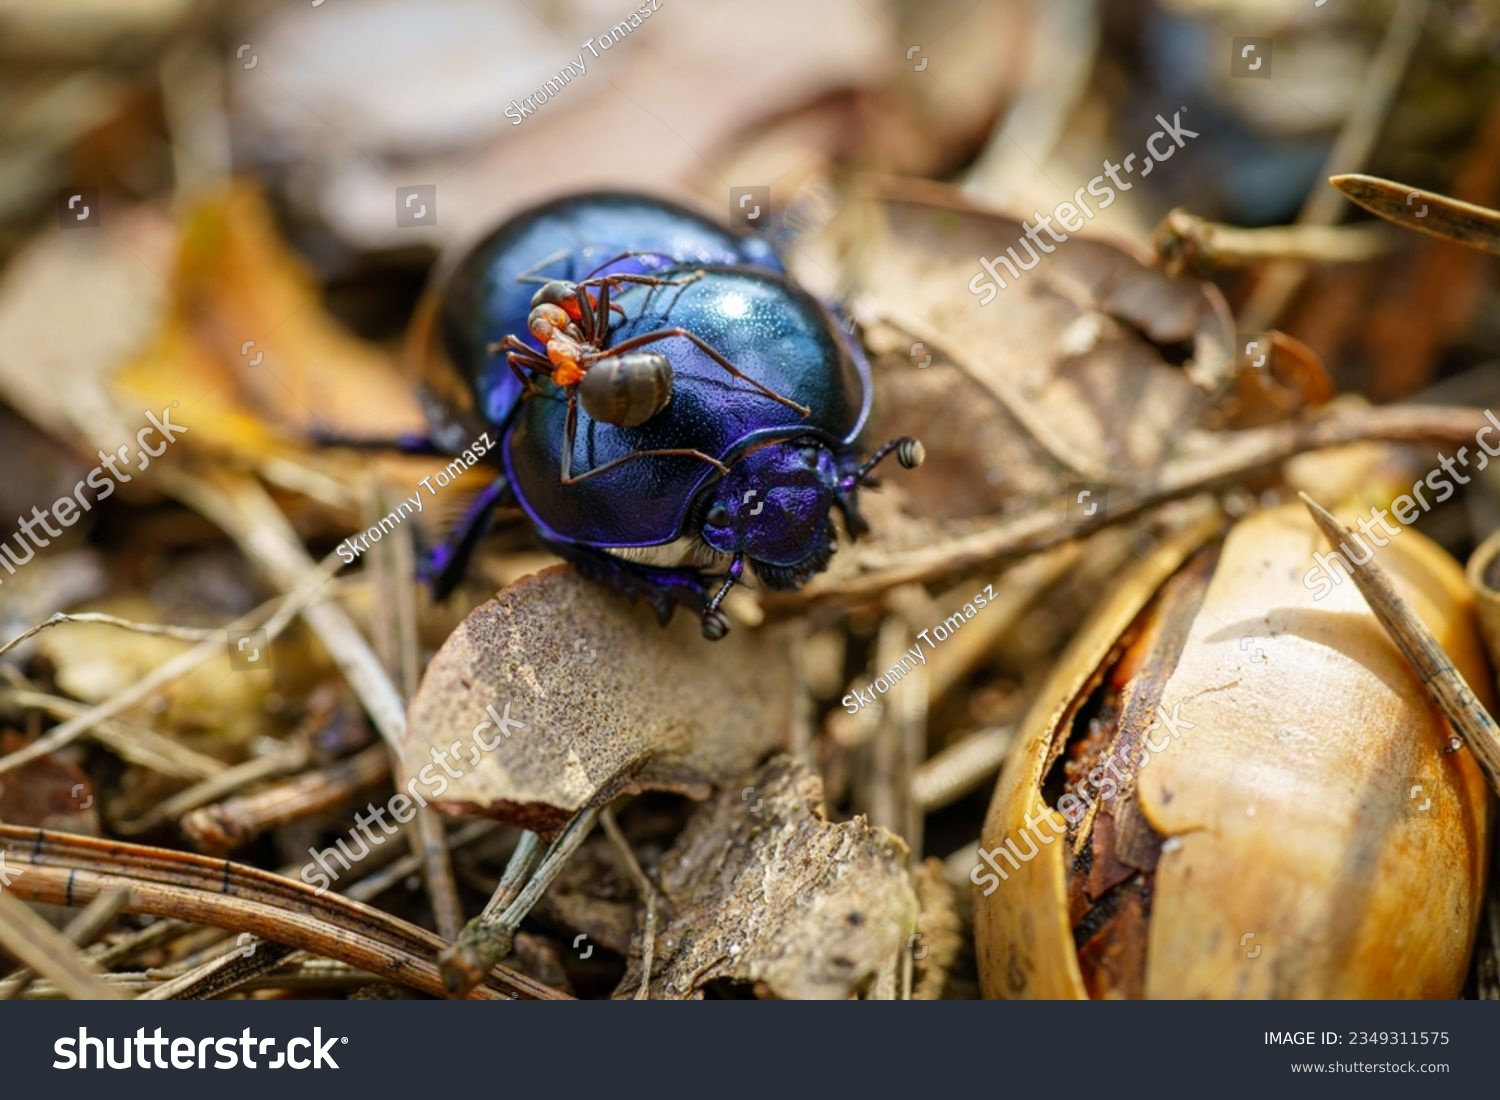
[420,476,514,599]
[558,392,728,485]
[603,328,812,416]
[512,248,574,286]
[575,269,704,294]
[498,337,553,397]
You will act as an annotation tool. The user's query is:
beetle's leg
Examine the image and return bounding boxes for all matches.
[308,429,449,455]
[421,475,513,599]
[604,328,812,417]
[698,553,744,640]
[542,538,730,638]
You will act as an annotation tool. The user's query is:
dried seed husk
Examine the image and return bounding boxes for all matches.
[976,502,1492,999]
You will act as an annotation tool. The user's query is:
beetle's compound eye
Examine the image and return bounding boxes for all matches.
[705,504,730,528]
[529,280,574,309]
[799,443,821,466]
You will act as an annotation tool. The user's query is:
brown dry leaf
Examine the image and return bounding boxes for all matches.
[116,185,426,461]
[402,567,795,839]
[0,731,100,835]
[0,207,175,449]
[614,755,915,1000]
[787,177,1235,562]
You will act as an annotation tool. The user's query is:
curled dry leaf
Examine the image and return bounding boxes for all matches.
[785,178,1235,557]
[402,567,795,839]
[616,755,916,1000]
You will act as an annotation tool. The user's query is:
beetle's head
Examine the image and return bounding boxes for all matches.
[694,434,924,639]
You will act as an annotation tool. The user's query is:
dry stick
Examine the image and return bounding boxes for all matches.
[600,808,662,1001]
[0,887,131,1001]
[773,404,1496,609]
[122,740,312,837]
[0,612,224,660]
[1154,209,1392,277]
[1239,0,1430,330]
[441,810,599,998]
[911,726,1015,813]
[1300,492,1500,792]
[179,742,389,853]
[0,687,226,780]
[0,824,564,1000]
[145,821,496,1002]
[373,489,463,939]
[0,888,122,1000]
[157,469,462,943]
[1330,173,1500,256]
[0,589,301,779]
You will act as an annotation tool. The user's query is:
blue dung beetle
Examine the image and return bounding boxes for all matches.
[409,191,923,639]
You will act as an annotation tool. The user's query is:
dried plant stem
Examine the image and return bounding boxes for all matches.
[441,811,599,998]
[0,824,564,1000]
[600,808,662,1000]
[778,404,1496,607]
[0,611,224,660]
[0,589,296,778]
[123,740,312,837]
[179,743,389,853]
[0,887,131,1000]
[1155,209,1391,277]
[157,469,464,945]
[1300,491,1500,792]
[0,887,122,1000]
[911,726,1014,812]
[0,686,226,780]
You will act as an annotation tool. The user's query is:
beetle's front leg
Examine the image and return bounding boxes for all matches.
[543,539,730,639]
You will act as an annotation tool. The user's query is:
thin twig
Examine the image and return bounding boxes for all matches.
[0,888,122,1000]
[0,824,565,1000]
[157,469,463,946]
[600,808,662,1001]
[0,590,297,778]
[0,612,224,661]
[770,403,1496,609]
[441,810,599,998]
[0,887,131,1000]
[1300,491,1500,792]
